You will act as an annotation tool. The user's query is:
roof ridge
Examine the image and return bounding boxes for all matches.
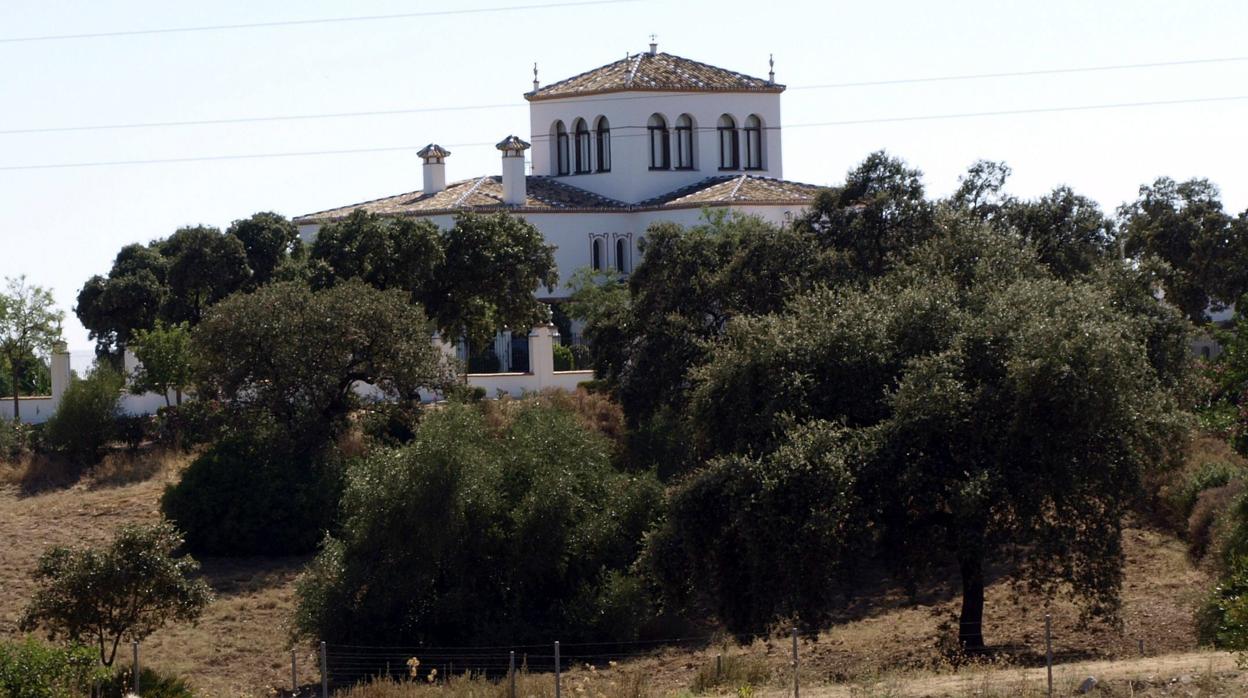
[454,176,492,207]
[625,53,644,87]
[728,174,748,199]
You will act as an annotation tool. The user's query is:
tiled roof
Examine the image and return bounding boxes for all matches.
[640,175,823,208]
[527,52,783,101]
[295,175,822,224]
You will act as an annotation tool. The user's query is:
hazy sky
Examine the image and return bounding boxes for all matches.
[3,0,1247,354]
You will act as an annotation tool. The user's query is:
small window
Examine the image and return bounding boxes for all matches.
[554,121,570,176]
[675,114,695,169]
[591,238,604,271]
[744,115,763,170]
[574,118,592,174]
[615,238,629,273]
[595,116,611,172]
[648,114,670,170]
[718,115,739,170]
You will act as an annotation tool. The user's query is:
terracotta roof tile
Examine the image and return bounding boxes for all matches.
[295,175,822,224]
[527,52,783,101]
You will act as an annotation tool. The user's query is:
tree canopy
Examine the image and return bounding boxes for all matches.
[0,276,63,421]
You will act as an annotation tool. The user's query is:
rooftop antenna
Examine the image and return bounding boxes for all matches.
[532,62,539,91]
[768,53,775,84]
[649,34,657,55]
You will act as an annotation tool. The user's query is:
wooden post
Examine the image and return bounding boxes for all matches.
[716,654,722,682]
[292,649,298,695]
[509,651,517,698]
[555,641,561,698]
[320,641,329,698]
[791,628,799,698]
[133,641,140,696]
[1044,615,1053,698]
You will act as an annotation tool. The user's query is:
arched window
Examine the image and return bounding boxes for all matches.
[675,114,695,169]
[615,238,629,273]
[554,121,570,176]
[595,116,611,173]
[648,114,670,170]
[573,118,592,174]
[717,115,739,170]
[591,238,604,271]
[744,115,763,170]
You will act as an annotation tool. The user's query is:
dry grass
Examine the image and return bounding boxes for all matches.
[333,666,652,698]
[479,389,625,443]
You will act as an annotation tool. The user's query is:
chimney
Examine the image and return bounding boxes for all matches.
[649,35,658,55]
[496,135,530,206]
[417,143,450,195]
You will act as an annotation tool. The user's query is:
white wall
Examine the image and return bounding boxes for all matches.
[0,397,58,424]
[528,90,784,203]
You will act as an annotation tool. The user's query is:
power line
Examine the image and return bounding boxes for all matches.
[4,54,1246,136]
[0,0,640,44]
[2,93,1245,172]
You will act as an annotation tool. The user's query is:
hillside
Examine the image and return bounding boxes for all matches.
[0,448,1226,696]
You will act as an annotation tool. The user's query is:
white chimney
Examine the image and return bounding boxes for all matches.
[496,135,530,206]
[417,143,450,195]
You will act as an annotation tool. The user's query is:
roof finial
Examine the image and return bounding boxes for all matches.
[648,34,658,55]
[768,53,775,84]
[533,62,539,91]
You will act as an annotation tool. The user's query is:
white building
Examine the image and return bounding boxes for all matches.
[294,43,823,371]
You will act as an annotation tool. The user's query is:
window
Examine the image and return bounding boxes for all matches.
[595,116,611,172]
[675,114,695,169]
[554,121,570,175]
[574,118,592,174]
[615,238,629,273]
[744,115,763,170]
[591,238,604,271]
[717,115,739,170]
[648,114,670,170]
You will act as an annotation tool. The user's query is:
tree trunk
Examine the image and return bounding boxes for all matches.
[958,550,986,650]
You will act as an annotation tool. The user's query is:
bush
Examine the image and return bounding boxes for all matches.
[553,343,575,371]
[0,420,33,462]
[1199,559,1248,649]
[1168,460,1246,520]
[295,400,662,646]
[162,421,342,555]
[98,667,194,698]
[114,415,149,452]
[358,402,421,448]
[1188,481,1246,562]
[569,343,594,372]
[0,638,107,697]
[42,368,123,470]
[153,401,226,450]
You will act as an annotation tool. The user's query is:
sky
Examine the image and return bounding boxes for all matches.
[2,0,1247,357]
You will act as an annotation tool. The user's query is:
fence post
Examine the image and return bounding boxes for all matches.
[133,641,140,696]
[791,627,799,698]
[716,654,722,681]
[509,651,517,698]
[1044,614,1053,698]
[554,641,561,698]
[320,641,329,698]
[292,649,298,695]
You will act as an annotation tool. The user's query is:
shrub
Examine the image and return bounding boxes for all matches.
[99,667,194,698]
[153,401,226,450]
[1189,481,1246,563]
[1167,460,1246,520]
[114,415,149,452]
[295,400,662,646]
[0,638,107,698]
[359,402,421,448]
[20,522,212,667]
[0,420,33,461]
[1198,559,1248,649]
[553,343,575,371]
[42,368,123,470]
[162,421,342,555]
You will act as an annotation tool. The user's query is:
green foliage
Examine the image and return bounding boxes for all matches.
[191,280,446,443]
[98,667,194,698]
[157,226,251,326]
[1167,460,1246,520]
[294,401,661,645]
[227,211,302,287]
[644,421,863,632]
[680,222,1188,645]
[42,368,123,470]
[1119,177,1246,323]
[20,522,212,667]
[152,401,226,450]
[358,401,422,448]
[310,209,443,306]
[1198,559,1248,650]
[0,638,106,698]
[0,420,34,461]
[128,321,192,407]
[161,420,342,555]
[0,276,63,422]
[553,343,575,371]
